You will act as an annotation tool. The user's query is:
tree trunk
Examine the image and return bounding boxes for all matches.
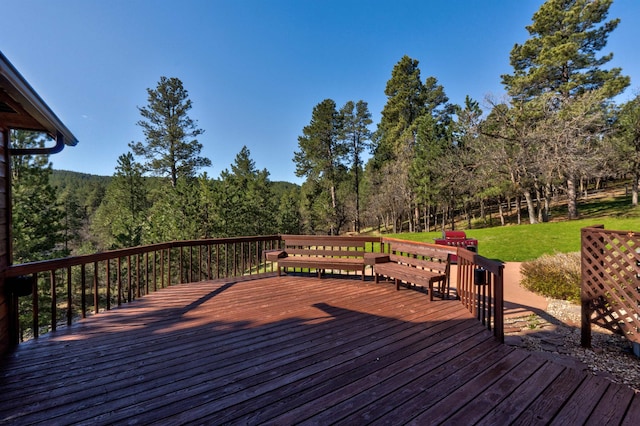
[536,186,543,223]
[566,176,579,219]
[523,190,538,224]
[498,199,505,226]
[516,195,522,225]
[543,182,551,222]
[633,172,639,206]
[423,205,429,232]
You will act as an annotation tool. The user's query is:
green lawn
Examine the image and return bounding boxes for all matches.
[388,205,640,262]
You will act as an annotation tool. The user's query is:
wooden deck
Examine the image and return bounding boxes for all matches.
[1,274,639,425]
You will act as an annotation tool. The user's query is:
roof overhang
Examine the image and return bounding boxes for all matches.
[0,50,78,152]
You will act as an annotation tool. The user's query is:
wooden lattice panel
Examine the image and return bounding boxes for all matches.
[581,227,640,344]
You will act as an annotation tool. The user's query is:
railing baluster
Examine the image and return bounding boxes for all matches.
[161,249,165,288]
[81,264,86,319]
[208,243,212,280]
[31,272,39,339]
[127,255,132,302]
[94,261,99,314]
[106,259,111,311]
[136,254,142,299]
[217,244,221,279]
[168,248,172,286]
[66,267,72,326]
[117,257,122,306]
[145,252,149,295]
[153,251,157,291]
[11,236,423,344]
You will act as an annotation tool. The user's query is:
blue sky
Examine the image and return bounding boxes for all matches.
[3,0,639,183]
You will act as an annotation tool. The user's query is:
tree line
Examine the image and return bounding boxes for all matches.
[10,0,640,263]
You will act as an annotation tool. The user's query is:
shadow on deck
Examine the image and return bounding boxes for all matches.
[1,274,639,424]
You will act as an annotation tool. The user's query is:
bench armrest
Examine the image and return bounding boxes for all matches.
[265,250,287,261]
[364,253,390,265]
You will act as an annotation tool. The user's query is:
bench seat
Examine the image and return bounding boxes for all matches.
[269,235,370,279]
[374,240,452,301]
[277,256,365,278]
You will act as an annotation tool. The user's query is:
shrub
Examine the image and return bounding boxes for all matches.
[520,252,581,303]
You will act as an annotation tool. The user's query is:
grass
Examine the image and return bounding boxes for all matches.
[387,193,640,262]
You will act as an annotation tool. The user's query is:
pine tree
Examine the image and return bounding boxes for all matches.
[373,55,426,165]
[130,76,211,187]
[294,99,347,234]
[501,0,629,219]
[340,100,372,232]
[217,146,276,237]
[10,130,66,263]
[93,152,148,248]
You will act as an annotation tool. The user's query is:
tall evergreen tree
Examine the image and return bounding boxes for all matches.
[218,146,276,237]
[93,152,148,248]
[277,188,302,234]
[501,0,629,219]
[372,55,426,165]
[10,131,66,263]
[294,99,347,234]
[130,76,211,187]
[340,100,372,232]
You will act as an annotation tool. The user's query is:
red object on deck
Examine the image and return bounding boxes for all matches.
[434,231,478,261]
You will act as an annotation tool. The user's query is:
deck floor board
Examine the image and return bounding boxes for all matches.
[1,274,638,425]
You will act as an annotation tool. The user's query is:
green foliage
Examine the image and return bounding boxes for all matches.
[502,0,628,101]
[50,170,109,217]
[294,99,348,234]
[340,100,372,232]
[498,0,629,220]
[11,130,67,263]
[130,76,211,187]
[277,188,302,234]
[520,252,581,302]
[93,153,149,248]
[373,55,426,165]
[216,146,277,237]
[614,94,640,205]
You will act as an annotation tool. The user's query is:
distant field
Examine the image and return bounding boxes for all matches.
[388,194,640,262]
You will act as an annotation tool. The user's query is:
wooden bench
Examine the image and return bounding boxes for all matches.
[374,239,452,301]
[266,235,368,279]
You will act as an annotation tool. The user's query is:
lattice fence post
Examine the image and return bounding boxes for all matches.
[581,225,604,348]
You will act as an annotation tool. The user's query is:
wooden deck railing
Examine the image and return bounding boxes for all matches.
[456,248,505,343]
[3,235,505,346]
[3,235,281,344]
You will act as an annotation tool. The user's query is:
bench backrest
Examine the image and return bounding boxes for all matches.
[282,235,366,258]
[386,240,452,275]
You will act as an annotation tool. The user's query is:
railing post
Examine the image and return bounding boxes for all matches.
[50,270,57,332]
[495,263,504,343]
[31,272,39,339]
